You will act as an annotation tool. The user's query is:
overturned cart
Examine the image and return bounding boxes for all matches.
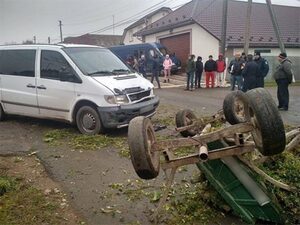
[128,88,287,224]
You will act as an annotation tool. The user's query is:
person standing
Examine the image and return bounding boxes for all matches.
[228,53,244,91]
[273,52,293,111]
[163,54,172,83]
[132,56,139,72]
[241,54,259,92]
[195,56,203,88]
[185,54,196,91]
[138,55,147,78]
[204,55,217,88]
[254,52,269,87]
[151,54,161,89]
[216,54,226,87]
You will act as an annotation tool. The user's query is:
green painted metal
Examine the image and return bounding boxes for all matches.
[197,141,284,224]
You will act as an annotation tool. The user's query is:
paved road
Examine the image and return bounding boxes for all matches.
[156,85,300,126]
[0,85,299,225]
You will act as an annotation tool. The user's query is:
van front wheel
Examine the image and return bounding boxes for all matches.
[76,106,103,135]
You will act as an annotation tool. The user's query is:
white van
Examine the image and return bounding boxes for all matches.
[0,44,159,135]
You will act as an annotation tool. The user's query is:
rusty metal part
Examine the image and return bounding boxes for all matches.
[175,110,225,133]
[153,122,253,151]
[161,142,254,170]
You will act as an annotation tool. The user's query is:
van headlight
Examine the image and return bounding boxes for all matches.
[104,95,129,104]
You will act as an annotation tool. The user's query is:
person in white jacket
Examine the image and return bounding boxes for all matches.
[163,54,172,83]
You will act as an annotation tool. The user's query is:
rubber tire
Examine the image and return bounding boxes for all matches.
[76,106,103,135]
[245,88,286,156]
[0,104,5,121]
[128,116,159,180]
[223,90,250,125]
[175,109,197,137]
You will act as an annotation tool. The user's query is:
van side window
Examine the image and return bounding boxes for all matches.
[0,49,36,77]
[41,50,74,80]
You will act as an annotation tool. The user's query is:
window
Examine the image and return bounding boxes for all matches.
[41,50,74,80]
[254,49,271,54]
[0,49,36,77]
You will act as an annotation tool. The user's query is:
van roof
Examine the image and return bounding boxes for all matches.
[0,43,104,49]
[109,42,163,49]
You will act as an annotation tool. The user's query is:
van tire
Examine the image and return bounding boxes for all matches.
[128,116,159,180]
[0,104,5,121]
[246,88,286,156]
[76,106,103,135]
[223,91,250,125]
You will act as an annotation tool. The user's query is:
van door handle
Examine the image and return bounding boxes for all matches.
[37,85,47,90]
[26,84,36,88]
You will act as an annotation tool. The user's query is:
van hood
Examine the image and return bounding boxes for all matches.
[91,73,154,94]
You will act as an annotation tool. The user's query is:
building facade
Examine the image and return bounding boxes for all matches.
[135,0,300,80]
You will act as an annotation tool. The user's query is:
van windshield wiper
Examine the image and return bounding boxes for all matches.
[87,70,113,76]
[112,69,131,74]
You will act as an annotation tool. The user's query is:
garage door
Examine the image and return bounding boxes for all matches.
[159,33,190,70]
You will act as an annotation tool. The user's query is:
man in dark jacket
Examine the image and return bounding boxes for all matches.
[273,52,293,111]
[254,52,269,87]
[195,56,203,88]
[242,54,259,92]
[204,55,217,88]
[151,54,161,89]
[228,53,244,91]
[185,54,196,91]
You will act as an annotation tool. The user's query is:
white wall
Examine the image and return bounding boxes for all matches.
[233,48,300,57]
[144,23,220,60]
[233,47,300,81]
[123,11,170,45]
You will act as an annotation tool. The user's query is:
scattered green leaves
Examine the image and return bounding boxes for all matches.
[43,128,129,154]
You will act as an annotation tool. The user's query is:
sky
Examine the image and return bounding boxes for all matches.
[0,0,299,45]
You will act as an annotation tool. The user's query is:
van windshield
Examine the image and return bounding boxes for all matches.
[157,47,169,56]
[64,47,132,76]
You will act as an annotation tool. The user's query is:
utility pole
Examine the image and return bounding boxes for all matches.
[59,20,63,43]
[48,37,51,44]
[112,15,115,35]
[33,36,36,44]
[244,0,252,55]
[265,0,285,52]
[220,0,228,56]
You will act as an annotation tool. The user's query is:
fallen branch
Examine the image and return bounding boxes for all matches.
[153,167,177,224]
[286,134,300,152]
[286,128,300,140]
[237,156,296,192]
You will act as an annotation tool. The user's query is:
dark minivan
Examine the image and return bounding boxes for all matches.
[109,42,181,74]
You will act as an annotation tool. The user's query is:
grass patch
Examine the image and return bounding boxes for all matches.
[0,175,67,225]
[258,150,300,224]
[43,128,129,155]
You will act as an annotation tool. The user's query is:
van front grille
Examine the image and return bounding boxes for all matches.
[128,90,151,101]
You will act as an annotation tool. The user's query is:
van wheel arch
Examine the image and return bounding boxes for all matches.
[72,100,104,134]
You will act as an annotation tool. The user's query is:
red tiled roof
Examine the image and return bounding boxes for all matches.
[136,0,300,47]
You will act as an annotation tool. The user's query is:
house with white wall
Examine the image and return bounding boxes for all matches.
[122,7,172,45]
[135,0,300,80]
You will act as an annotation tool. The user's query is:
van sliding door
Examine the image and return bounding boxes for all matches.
[0,49,39,116]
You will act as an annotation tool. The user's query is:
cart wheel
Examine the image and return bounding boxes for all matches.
[223,91,250,125]
[176,109,198,137]
[246,88,286,156]
[128,116,160,179]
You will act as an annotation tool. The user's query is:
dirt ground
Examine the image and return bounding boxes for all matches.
[0,86,299,225]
